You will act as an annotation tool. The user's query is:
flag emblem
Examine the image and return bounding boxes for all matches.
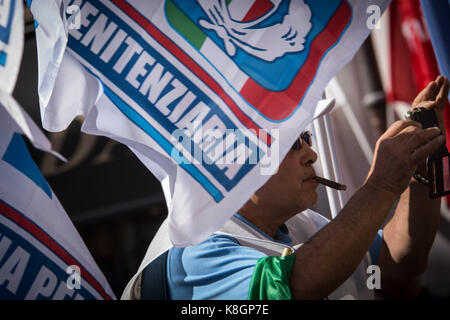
[165,0,352,121]
[197,0,312,61]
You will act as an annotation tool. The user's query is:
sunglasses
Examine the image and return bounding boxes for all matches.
[291,131,313,151]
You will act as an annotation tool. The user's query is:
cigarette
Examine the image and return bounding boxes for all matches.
[313,176,347,191]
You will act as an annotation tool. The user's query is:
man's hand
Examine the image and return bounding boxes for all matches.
[290,77,449,300]
[412,75,449,133]
[366,120,444,197]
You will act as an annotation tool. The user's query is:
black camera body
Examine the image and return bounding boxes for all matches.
[406,107,450,199]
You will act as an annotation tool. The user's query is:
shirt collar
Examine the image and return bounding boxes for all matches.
[233,213,292,246]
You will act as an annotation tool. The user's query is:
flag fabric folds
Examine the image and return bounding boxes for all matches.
[0,96,116,299]
[0,0,115,300]
[28,0,390,246]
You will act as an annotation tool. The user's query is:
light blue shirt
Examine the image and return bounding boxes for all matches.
[166,214,383,300]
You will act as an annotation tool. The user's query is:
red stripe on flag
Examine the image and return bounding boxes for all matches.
[111,0,272,146]
[240,1,352,120]
[0,200,112,300]
[242,0,274,22]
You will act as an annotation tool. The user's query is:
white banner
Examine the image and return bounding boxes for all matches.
[0,0,115,299]
[29,0,390,246]
[0,93,116,300]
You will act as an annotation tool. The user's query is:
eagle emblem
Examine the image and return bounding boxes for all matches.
[197,0,312,61]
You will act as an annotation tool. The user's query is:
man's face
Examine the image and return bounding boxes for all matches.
[253,134,319,215]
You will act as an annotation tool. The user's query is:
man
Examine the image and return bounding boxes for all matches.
[122,76,449,300]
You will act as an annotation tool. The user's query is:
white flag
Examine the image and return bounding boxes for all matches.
[29,0,390,246]
[0,0,115,300]
[0,94,116,300]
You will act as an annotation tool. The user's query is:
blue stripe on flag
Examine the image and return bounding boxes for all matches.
[0,199,108,300]
[0,0,16,44]
[0,51,7,66]
[101,85,225,203]
[0,220,97,300]
[2,133,52,199]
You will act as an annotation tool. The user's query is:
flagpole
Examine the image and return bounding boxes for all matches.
[327,78,374,165]
[313,95,345,218]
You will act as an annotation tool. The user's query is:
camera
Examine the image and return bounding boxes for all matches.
[406,107,449,199]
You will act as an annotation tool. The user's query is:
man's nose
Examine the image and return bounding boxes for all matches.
[301,142,318,165]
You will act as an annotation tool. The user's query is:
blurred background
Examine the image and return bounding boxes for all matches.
[14,2,450,298]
